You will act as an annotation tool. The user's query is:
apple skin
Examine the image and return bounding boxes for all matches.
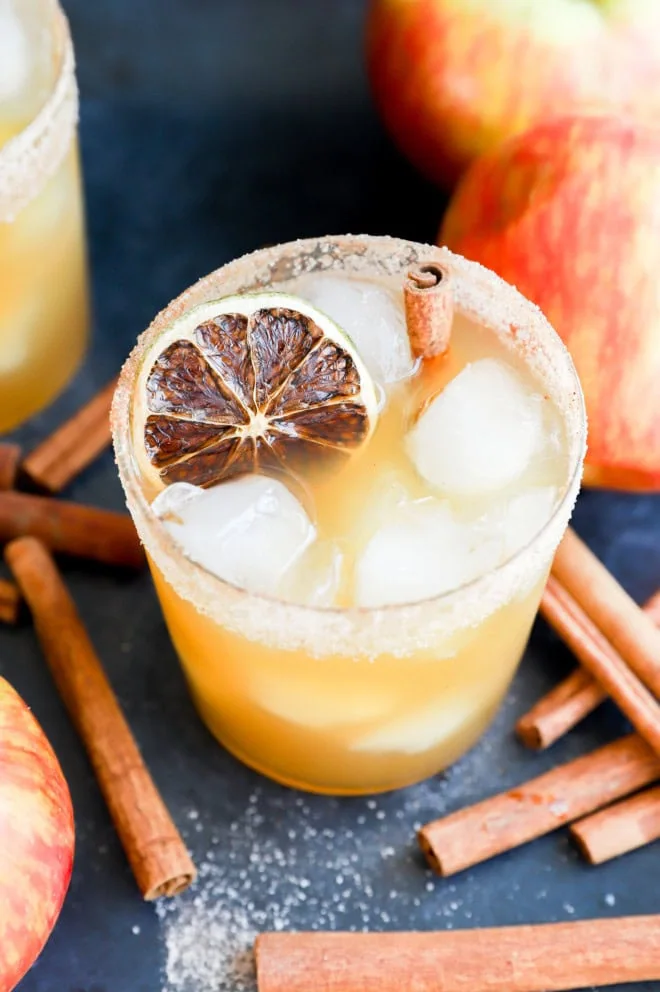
[0,676,74,991]
[366,0,660,185]
[441,113,660,491]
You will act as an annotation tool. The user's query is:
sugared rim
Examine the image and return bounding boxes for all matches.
[112,235,587,656]
[0,1,78,223]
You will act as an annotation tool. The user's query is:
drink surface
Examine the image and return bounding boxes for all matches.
[152,274,568,612]
[0,0,88,431]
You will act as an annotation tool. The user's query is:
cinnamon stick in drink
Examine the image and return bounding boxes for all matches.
[552,527,660,696]
[418,734,660,876]
[537,575,660,756]
[517,585,660,750]
[404,261,453,358]
[0,491,144,569]
[22,377,118,493]
[256,917,660,992]
[6,537,195,899]
[0,579,20,625]
[0,443,20,491]
[570,786,660,865]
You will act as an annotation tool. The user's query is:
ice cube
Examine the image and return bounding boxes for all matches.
[352,695,478,754]
[152,475,316,597]
[355,499,498,608]
[0,1,29,101]
[294,273,416,385]
[505,487,558,555]
[249,670,393,729]
[406,358,545,496]
[280,539,344,608]
[346,465,420,551]
[480,486,559,562]
[151,481,202,519]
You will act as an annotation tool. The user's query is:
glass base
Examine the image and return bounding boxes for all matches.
[222,734,434,796]
[218,736,433,796]
[193,694,503,797]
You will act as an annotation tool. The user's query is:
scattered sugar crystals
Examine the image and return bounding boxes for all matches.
[158,892,256,992]
[154,694,609,992]
[156,702,527,992]
[156,772,477,992]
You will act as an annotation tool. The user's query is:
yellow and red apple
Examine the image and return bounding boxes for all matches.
[441,114,660,490]
[0,676,74,991]
[367,0,660,185]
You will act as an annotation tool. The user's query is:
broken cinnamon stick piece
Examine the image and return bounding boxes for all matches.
[404,261,453,358]
[552,527,660,697]
[0,443,21,491]
[516,668,606,750]
[256,917,660,992]
[0,491,144,569]
[0,579,20,625]
[22,377,118,493]
[570,785,660,865]
[517,584,660,750]
[6,537,196,899]
[418,734,660,876]
[538,575,660,757]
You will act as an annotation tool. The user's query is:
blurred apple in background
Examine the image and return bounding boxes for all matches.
[366,0,660,185]
[0,676,74,991]
[441,114,660,491]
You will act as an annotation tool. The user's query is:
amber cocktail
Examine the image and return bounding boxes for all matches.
[113,235,585,795]
[0,0,88,431]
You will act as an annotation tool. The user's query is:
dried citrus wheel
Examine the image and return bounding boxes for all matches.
[132,293,379,492]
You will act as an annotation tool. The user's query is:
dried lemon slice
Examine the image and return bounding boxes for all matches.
[133,293,379,492]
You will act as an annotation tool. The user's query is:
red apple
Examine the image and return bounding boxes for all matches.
[441,114,660,491]
[0,676,74,991]
[366,0,660,185]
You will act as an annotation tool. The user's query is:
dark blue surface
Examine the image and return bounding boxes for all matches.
[2,3,659,989]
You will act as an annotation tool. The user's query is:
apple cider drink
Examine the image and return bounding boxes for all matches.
[113,236,585,795]
[0,0,88,431]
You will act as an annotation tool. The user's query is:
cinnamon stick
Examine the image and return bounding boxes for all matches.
[256,917,660,992]
[552,527,660,696]
[537,575,660,756]
[22,377,118,493]
[6,537,195,899]
[517,584,660,750]
[0,443,20,491]
[570,786,660,865]
[516,668,606,750]
[404,261,453,358]
[0,491,144,569]
[418,734,659,876]
[0,579,20,624]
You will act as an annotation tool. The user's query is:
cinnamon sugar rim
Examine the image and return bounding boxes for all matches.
[0,1,78,223]
[112,235,587,658]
